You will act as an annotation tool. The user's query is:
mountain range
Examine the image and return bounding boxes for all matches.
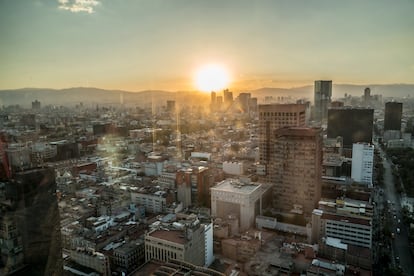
[0,84,413,107]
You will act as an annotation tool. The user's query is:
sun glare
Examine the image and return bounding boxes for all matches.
[195,64,230,92]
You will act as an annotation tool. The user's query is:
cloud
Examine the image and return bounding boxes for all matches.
[58,0,100,14]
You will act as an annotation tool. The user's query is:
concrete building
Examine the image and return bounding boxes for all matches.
[176,166,213,207]
[0,215,25,274]
[144,219,207,266]
[312,198,373,249]
[210,178,267,231]
[327,107,374,148]
[69,248,111,276]
[258,104,307,176]
[131,190,173,214]
[269,127,323,215]
[351,143,374,186]
[384,102,403,131]
[112,239,145,273]
[314,80,332,122]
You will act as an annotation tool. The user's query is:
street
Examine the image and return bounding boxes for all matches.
[379,146,414,276]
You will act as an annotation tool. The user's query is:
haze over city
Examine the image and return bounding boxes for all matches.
[1,0,413,91]
[2,1,414,276]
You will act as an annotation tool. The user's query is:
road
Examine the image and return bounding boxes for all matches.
[380,147,414,276]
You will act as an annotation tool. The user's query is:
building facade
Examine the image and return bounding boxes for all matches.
[258,104,307,176]
[144,221,206,266]
[327,107,374,148]
[269,127,323,215]
[351,143,374,186]
[384,102,403,131]
[211,178,266,231]
[314,80,332,122]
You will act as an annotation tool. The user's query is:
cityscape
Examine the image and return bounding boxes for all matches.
[1,1,414,276]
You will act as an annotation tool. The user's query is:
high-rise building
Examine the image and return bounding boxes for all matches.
[166,100,176,113]
[258,104,307,171]
[238,93,251,113]
[314,80,332,122]
[223,89,233,109]
[351,143,374,186]
[31,100,41,110]
[384,102,403,131]
[327,107,374,148]
[269,127,323,215]
[210,91,216,112]
[2,167,63,275]
[363,87,371,104]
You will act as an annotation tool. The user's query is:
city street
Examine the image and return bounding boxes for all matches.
[380,147,414,276]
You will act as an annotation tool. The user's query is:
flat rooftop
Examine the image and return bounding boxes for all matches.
[148,230,186,245]
[211,179,261,195]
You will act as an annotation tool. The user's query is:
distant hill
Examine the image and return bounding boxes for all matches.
[0,84,413,107]
[0,87,209,108]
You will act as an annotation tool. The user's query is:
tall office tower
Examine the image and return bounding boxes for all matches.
[258,104,307,170]
[363,87,371,104]
[210,91,216,112]
[384,102,403,131]
[238,93,251,113]
[314,80,332,122]
[2,167,62,275]
[269,127,323,215]
[223,89,233,109]
[327,107,374,148]
[31,100,41,110]
[351,143,374,186]
[166,100,176,113]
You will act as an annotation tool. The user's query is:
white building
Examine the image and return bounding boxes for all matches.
[211,178,267,232]
[131,191,169,214]
[223,161,244,175]
[351,143,374,186]
[312,199,373,249]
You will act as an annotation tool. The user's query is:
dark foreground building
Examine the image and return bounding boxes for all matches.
[327,108,374,148]
[1,167,62,275]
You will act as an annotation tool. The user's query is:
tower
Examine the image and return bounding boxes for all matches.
[258,104,307,176]
[314,80,332,122]
[327,107,374,148]
[351,143,374,186]
[384,102,403,131]
[2,167,63,275]
[269,127,323,215]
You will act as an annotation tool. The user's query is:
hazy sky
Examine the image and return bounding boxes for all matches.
[1,0,413,91]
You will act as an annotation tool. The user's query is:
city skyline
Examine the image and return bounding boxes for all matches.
[1,0,413,91]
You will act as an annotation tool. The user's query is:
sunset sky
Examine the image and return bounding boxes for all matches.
[1,0,413,91]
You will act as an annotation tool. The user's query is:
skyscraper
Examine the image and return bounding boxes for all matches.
[223,89,233,109]
[384,102,403,131]
[269,127,323,215]
[1,167,62,275]
[314,80,332,122]
[327,107,374,148]
[258,104,307,168]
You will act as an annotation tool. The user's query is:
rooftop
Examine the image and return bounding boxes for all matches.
[211,178,261,195]
[148,229,187,245]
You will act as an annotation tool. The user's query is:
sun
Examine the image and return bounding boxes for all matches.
[194,64,230,92]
